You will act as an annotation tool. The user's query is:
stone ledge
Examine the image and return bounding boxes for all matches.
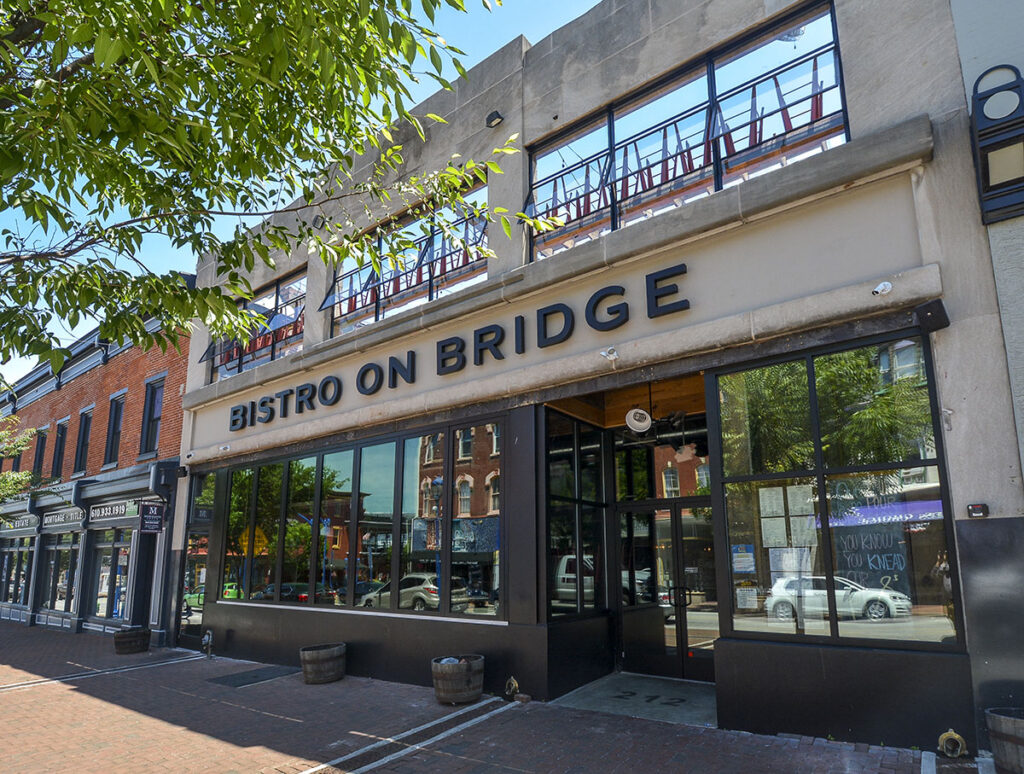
[183,115,934,412]
[183,263,942,465]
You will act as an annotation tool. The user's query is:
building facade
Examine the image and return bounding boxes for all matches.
[0,328,187,644]
[173,0,1024,751]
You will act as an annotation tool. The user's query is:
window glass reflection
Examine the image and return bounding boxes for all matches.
[181,532,208,633]
[548,502,578,618]
[547,413,575,499]
[281,458,316,603]
[396,434,444,612]
[357,443,396,608]
[450,424,501,616]
[318,450,354,606]
[815,339,934,469]
[222,469,252,599]
[828,469,955,643]
[726,478,829,636]
[614,414,710,501]
[248,463,282,600]
[47,534,78,612]
[720,361,813,477]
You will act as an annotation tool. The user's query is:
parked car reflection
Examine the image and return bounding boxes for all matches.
[765,576,911,620]
[359,573,470,612]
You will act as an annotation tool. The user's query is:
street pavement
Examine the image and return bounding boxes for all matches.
[0,621,953,773]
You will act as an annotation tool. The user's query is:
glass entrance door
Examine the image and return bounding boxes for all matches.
[177,530,209,646]
[619,499,718,681]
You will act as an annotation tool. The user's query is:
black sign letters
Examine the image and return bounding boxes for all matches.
[228,262,689,431]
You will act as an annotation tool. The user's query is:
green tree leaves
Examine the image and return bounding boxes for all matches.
[0,0,530,382]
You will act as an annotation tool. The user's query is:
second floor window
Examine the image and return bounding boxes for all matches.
[528,4,845,259]
[51,422,67,478]
[104,396,124,465]
[202,272,306,382]
[141,380,164,454]
[73,411,92,473]
[31,430,47,480]
[323,189,488,337]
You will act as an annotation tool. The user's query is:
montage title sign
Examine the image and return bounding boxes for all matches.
[228,262,690,432]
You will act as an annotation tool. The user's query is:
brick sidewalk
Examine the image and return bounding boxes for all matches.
[0,622,927,774]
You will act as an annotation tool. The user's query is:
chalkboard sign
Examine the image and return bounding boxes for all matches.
[832,522,911,597]
[140,502,165,533]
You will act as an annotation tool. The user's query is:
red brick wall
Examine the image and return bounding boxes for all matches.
[2,339,189,480]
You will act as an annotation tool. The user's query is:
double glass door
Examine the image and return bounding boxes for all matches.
[618,499,718,681]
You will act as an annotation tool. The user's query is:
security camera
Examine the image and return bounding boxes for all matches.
[185,452,194,460]
[872,282,893,296]
[599,347,619,361]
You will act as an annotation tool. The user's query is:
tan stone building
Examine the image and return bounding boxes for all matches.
[171,0,1024,751]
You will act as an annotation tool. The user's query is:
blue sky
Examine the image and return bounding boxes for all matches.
[0,0,602,384]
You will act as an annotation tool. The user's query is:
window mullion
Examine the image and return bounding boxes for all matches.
[347,448,362,608]
[605,107,619,232]
[807,354,840,638]
[706,56,723,192]
[307,455,324,606]
[274,461,290,604]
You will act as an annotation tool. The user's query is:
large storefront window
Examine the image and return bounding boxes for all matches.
[718,336,957,645]
[450,424,500,616]
[0,537,34,605]
[218,419,504,618]
[318,450,354,606]
[221,468,253,599]
[546,410,606,618]
[399,433,444,611]
[40,533,79,612]
[90,529,132,619]
[358,443,396,605]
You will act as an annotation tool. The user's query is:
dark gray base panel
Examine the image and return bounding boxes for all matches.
[955,516,1024,750]
[204,602,550,700]
[715,638,975,751]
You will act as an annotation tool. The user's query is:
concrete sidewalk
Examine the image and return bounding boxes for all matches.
[0,622,951,773]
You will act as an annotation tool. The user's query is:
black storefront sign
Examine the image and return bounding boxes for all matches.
[228,262,692,432]
[140,502,165,533]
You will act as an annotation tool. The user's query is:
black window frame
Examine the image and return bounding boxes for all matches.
[543,408,609,622]
[322,187,489,337]
[215,414,506,621]
[104,393,125,466]
[73,409,92,474]
[140,377,164,455]
[707,328,965,654]
[527,0,849,260]
[204,270,307,383]
[50,421,68,479]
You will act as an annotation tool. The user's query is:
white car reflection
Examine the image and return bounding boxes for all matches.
[765,576,911,621]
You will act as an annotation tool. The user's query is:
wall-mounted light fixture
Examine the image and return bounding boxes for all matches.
[485,110,504,129]
[312,214,326,229]
[970,65,1024,224]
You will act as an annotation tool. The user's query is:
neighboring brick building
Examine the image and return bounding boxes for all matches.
[0,327,188,645]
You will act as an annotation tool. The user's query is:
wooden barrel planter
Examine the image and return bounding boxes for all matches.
[431,654,484,704]
[987,708,1024,774]
[299,643,346,684]
[113,628,150,655]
